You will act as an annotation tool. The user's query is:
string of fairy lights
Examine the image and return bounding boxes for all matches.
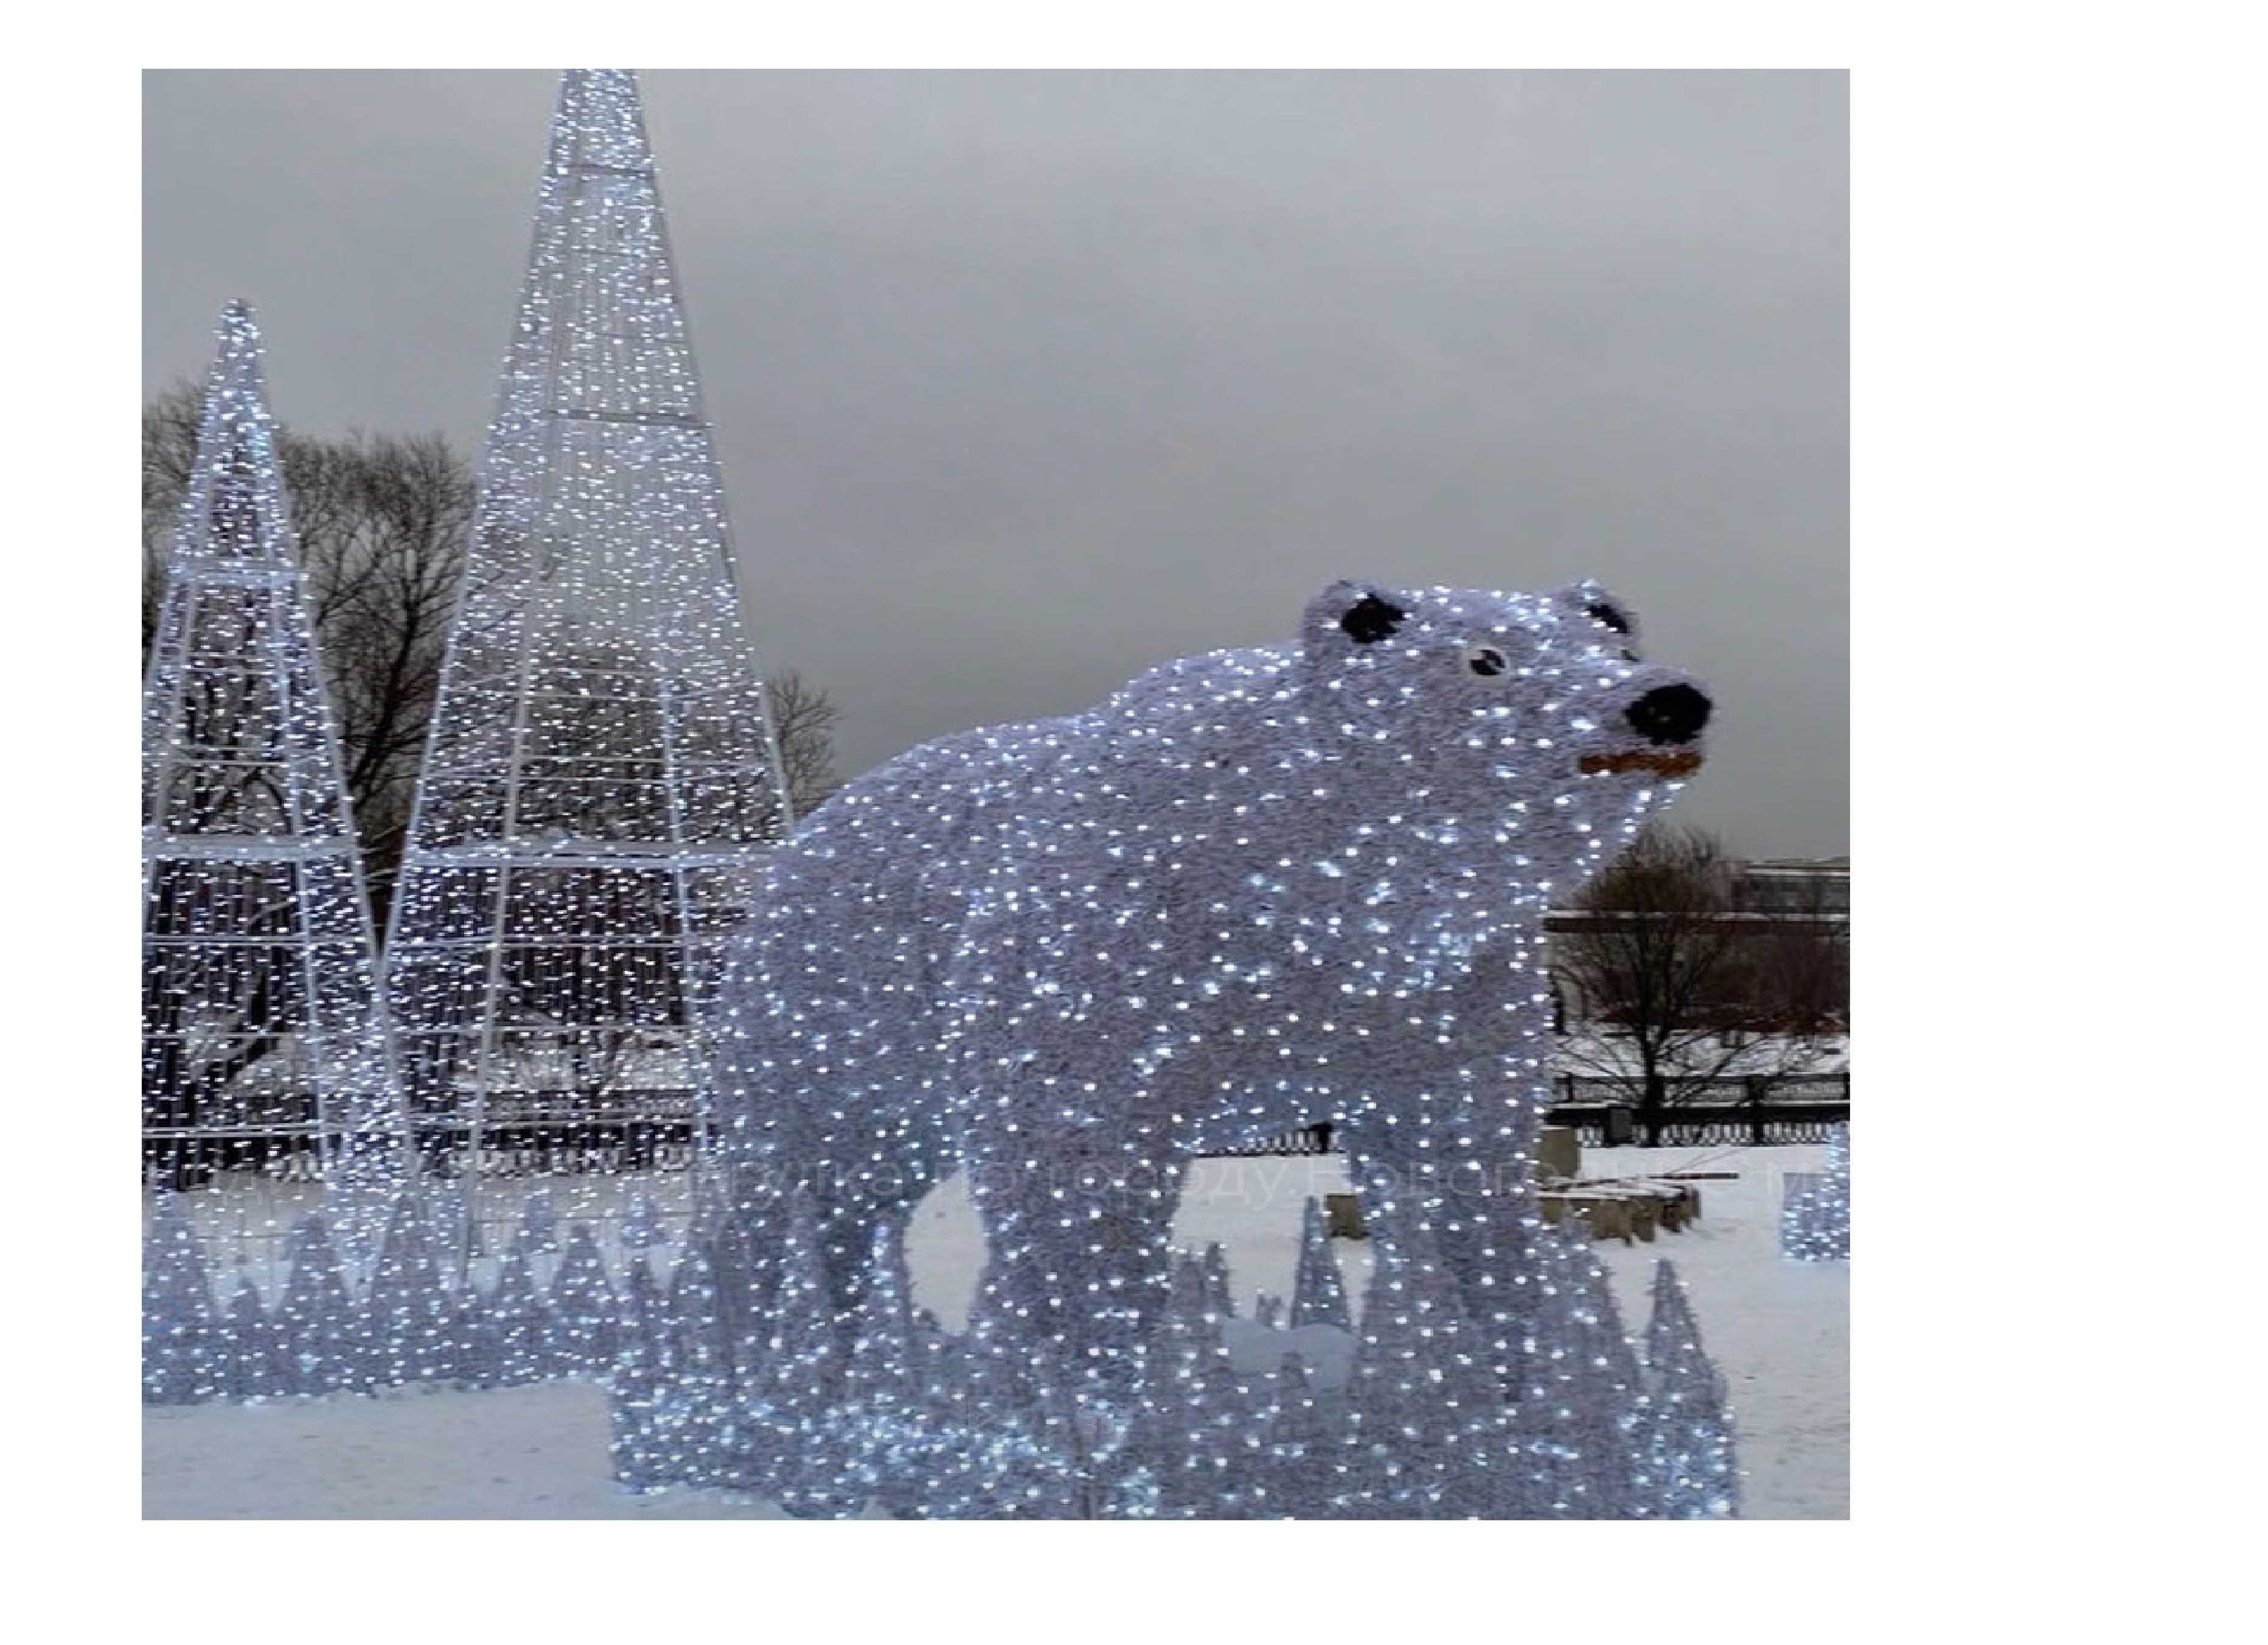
[142,68,1755,1518]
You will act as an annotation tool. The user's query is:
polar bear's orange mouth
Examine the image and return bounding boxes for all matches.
[1579,749,1704,779]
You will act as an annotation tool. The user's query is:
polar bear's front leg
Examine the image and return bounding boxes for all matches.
[962,1118,1188,1399]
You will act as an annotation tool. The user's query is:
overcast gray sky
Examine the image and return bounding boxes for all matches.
[143,69,1846,857]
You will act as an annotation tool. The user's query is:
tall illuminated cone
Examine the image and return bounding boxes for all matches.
[141,301,406,1240]
[385,71,793,1180]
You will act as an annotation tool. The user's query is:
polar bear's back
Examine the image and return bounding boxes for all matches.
[717,639,1309,1162]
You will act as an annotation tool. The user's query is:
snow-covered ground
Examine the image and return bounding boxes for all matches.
[142,1143,1846,1518]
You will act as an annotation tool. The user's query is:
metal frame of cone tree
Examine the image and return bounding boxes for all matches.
[141,302,407,1261]
[381,68,793,1214]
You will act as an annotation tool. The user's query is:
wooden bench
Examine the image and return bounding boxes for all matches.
[1540,1180,1702,1245]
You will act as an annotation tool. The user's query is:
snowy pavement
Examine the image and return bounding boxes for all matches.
[142,1144,1846,1518]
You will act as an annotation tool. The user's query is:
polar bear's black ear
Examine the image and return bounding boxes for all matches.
[1556,581,1642,651]
[1303,581,1412,660]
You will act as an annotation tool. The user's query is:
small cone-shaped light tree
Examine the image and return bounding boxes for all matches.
[1341,1240,1413,1513]
[482,1243,556,1387]
[608,1247,672,1490]
[1343,1222,1506,1517]
[693,1203,773,1405]
[359,1187,464,1387]
[548,1222,623,1379]
[620,1191,667,1253]
[514,1188,561,1262]
[1643,1260,1741,1518]
[1290,1196,1352,1330]
[141,301,406,1252]
[1551,1237,1651,1519]
[1123,1252,1245,1518]
[214,1276,288,1402]
[1782,1124,1851,1261]
[1403,1233,1514,1518]
[142,1194,220,1405]
[1487,1216,1651,1519]
[382,69,794,1195]
[273,1213,358,1396]
[1200,1241,1236,1321]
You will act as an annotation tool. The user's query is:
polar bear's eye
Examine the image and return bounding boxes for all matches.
[1464,645,1508,678]
[1585,600,1631,636]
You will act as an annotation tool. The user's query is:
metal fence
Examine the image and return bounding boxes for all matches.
[1199,1082,1854,1156]
[1550,1071,1850,1107]
[1545,1101,1852,1147]
[148,1079,1853,1188]
[1205,1124,1338,1158]
[144,1090,711,1191]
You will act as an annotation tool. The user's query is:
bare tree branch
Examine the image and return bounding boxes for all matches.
[766,667,844,819]
[1551,825,1843,1144]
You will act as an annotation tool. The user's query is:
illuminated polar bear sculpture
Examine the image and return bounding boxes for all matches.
[712,579,1710,1393]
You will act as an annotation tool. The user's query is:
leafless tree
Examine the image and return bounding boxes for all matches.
[768,668,844,819]
[1551,826,1840,1144]
[1731,875,1849,1040]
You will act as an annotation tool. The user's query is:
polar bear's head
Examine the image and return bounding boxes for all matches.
[1296,579,1712,902]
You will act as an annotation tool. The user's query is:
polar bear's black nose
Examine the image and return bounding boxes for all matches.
[1626,684,1712,745]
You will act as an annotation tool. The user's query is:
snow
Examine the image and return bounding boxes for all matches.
[141,1144,1846,1518]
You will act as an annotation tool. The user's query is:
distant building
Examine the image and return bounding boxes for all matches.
[1729,857,1849,920]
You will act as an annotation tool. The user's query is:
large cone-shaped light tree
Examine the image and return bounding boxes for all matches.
[384,70,794,1189]
[141,301,406,1248]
